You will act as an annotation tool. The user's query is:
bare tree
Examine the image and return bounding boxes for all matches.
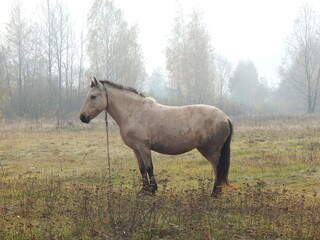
[3,1,50,118]
[39,0,55,92]
[0,42,8,116]
[280,5,320,113]
[166,6,188,101]
[5,1,33,115]
[187,10,215,104]
[77,19,86,96]
[37,0,79,121]
[0,0,144,119]
[87,0,145,88]
[0,37,13,109]
[52,0,69,122]
[166,9,215,104]
[214,54,232,105]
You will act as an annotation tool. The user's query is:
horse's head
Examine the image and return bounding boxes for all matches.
[79,77,107,124]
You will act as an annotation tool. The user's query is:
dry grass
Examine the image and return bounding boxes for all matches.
[0,115,320,239]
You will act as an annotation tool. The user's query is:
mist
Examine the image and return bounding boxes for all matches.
[0,0,320,123]
[1,2,320,238]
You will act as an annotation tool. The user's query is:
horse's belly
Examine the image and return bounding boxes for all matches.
[150,137,196,155]
[151,144,192,155]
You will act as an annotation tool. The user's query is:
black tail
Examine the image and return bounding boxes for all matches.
[216,118,233,185]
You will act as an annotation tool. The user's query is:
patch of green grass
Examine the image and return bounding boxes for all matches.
[0,116,320,239]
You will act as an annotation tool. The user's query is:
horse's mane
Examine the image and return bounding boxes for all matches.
[99,80,145,98]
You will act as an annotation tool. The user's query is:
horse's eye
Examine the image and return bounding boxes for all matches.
[90,95,96,100]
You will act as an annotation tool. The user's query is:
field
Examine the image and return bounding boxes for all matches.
[0,115,320,239]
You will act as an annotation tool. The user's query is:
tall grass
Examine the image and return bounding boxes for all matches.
[0,115,320,239]
[1,173,319,239]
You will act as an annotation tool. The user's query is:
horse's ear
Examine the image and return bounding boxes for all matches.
[90,76,95,87]
[90,76,101,88]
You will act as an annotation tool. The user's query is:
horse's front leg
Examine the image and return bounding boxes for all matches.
[133,149,150,193]
[136,147,158,194]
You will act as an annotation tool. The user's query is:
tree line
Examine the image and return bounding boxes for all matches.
[0,0,145,122]
[158,4,320,114]
[0,1,319,122]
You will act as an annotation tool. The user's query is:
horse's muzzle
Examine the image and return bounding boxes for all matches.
[80,114,90,123]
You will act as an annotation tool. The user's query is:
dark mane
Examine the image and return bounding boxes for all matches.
[99,80,145,97]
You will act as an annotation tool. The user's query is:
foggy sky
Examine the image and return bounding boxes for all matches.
[1,0,320,87]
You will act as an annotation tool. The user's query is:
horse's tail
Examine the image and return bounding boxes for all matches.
[216,118,233,185]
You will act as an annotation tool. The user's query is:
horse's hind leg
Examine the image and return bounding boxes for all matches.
[133,149,150,193]
[197,146,223,197]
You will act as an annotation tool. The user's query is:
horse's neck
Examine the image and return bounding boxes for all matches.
[106,86,143,127]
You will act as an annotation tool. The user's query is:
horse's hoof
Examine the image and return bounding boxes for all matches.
[137,187,150,196]
[211,186,222,198]
[211,192,220,198]
[147,188,157,195]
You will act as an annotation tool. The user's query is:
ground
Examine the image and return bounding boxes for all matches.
[0,115,319,239]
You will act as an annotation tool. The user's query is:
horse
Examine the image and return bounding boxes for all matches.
[79,77,233,197]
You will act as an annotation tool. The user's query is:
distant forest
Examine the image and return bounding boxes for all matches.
[0,0,320,122]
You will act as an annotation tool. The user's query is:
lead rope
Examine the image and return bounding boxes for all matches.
[102,82,114,222]
[105,110,112,186]
[103,83,112,188]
